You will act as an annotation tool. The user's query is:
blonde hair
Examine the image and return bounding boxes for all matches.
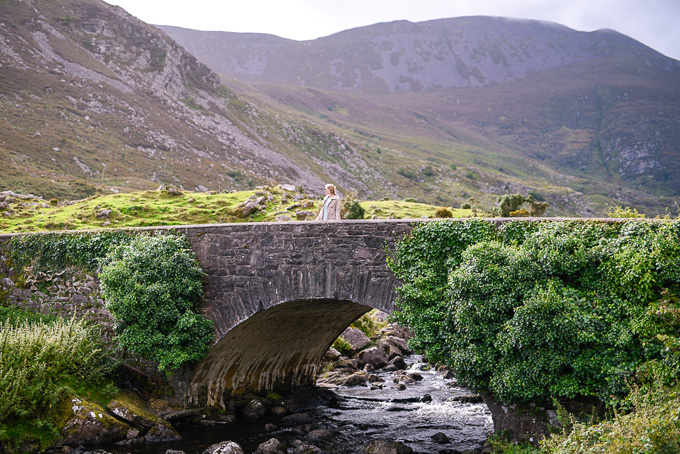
[325,184,336,195]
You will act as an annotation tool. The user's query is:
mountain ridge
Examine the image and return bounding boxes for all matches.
[160,16,680,214]
[0,1,678,217]
[159,16,679,94]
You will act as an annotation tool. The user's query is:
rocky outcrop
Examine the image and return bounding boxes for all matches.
[204,441,245,454]
[252,438,286,454]
[317,314,416,389]
[58,398,133,447]
[340,327,372,353]
[55,391,183,449]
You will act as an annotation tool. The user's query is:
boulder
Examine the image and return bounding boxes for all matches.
[358,347,389,370]
[334,357,358,370]
[271,406,287,416]
[241,399,267,420]
[253,438,285,454]
[144,419,182,442]
[290,443,322,453]
[306,429,334,443]
[59,397,132,446]
[234,203,258,218]
[341,327,372,353]
[389,356,407,370]
[203,441,245,454]
[323,347,341,361]
[363,440,414,454]
[96,209,112,219]
[281,412,313,426]
[431,432,450,444]
[275,215,292,222]
[279,184,296,192]
[339,371,369,386]
[296,210,316,220]
[383,336,411,355]
[106,389,159,429]
[196,185,209,192]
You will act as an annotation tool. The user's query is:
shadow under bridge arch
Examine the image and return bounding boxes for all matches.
[187,298,374,408]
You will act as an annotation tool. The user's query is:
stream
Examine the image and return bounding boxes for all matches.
[101,355,492,454]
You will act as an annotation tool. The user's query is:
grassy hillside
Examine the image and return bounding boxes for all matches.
[0,186,472,234]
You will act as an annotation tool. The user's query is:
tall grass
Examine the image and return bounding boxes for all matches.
[541,384,680,454]
[0,315,115,449]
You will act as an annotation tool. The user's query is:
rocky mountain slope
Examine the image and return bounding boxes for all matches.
[1,0,678,215]
[161,17,680,215]
[0,0,390,201]
[161,17,676,93]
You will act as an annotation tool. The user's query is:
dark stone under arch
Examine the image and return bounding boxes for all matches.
[187,298,371,407]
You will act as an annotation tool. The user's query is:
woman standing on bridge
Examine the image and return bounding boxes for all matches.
[316,183,341,220]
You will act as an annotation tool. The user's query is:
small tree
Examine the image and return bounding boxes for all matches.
[495,193,549,217]
[495,193,525,217]
[340,190,365,219]
[99,234,214,373]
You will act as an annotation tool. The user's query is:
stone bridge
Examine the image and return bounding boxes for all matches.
[3,218,523,407]
[175,219,419,407]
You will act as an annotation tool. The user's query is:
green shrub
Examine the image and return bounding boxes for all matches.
[461,203,472,209]
[345,201,366,220]
[397,168,418,180]
[332,336,353,356]
[605,204,646,218]
[0,317,114,450]
[351,310,387,339]
[99,234,214,373]
[404,198,417,203]
[434,206,453,218]
[388,220,680,405]
[541,384,680,453]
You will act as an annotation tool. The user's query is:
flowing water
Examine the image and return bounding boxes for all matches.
[101,355,492,453]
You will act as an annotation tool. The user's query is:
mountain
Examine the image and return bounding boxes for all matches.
[160,17,676,93]
[0,0,391,201]
[1,1,678,216]
[160,17,680,215]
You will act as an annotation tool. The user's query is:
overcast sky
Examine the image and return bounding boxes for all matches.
[105,0,680,61]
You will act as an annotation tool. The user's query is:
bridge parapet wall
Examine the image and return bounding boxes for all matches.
[178,220,417,337]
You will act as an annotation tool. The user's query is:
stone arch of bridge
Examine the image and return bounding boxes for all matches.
[186,298,376,408]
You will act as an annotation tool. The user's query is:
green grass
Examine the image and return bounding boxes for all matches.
[362,200,474,220]
[541,385,680,454]
[0,312,116,451]
[0,188,472,233]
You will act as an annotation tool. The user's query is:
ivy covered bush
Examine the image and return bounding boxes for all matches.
[388,220,680,405]
[99,234,214,373]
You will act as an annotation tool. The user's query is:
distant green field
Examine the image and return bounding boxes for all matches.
[0,187,474,234]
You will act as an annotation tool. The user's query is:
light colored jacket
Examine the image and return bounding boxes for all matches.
[316,195,341,220]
